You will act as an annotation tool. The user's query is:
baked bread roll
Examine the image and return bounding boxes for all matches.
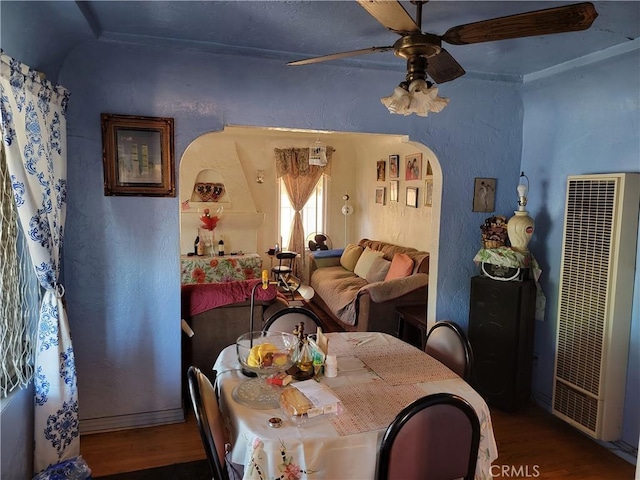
[280,387,313,417]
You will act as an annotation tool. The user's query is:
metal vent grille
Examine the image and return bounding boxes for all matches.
[556,179,615,396]
[554,381,598,432]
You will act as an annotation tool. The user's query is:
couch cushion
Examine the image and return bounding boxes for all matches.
[340,244,364,271]
[359,239,429,274]
[385,253,414,281]
[366,256,392,283]
[354,248,385,279]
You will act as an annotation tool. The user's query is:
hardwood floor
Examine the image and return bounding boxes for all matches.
[81,402,635,479]
[80,412,205,477]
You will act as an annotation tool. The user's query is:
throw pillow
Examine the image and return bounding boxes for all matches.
[354,248,385,279]
[340,244,364,272]
[384,253,414,281]
[365,256,392,283]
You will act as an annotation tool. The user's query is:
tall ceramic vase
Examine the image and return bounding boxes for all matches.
[507,210,535,252]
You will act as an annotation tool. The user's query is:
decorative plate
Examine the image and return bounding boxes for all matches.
[194,182,225,202]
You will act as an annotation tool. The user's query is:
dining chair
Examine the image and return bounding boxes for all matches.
[262,306,322,335]
[188,366,242,480]
[424,320,474,381]
[377,392,480,480]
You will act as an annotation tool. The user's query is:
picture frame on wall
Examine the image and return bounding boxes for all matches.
[405,153,422,181]
[389,155,399,179]
[472,177,496,212]
[375,187,386,205]
[406,186,418,208]
[389,180,399,202]
[101,113,175,197]
[377,160,386,181]
[424,179,434,206]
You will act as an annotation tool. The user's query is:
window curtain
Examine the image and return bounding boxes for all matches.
[274,147,333,277]
[0,52,77,474]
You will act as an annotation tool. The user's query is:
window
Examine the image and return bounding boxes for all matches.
[279,176,327,250]
[1,148,39,397]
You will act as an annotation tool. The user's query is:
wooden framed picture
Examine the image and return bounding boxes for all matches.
[101,113,175,196]
[406,186,418,208]
[375,187,386,205]
[424,178,434,206]
[472,177,496,212]
[389,155,399,179]
[405,153,422,181]
[377,160,386,181]
[389,180,399,202]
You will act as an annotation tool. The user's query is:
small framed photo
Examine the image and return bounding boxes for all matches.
[375,187,386,205]
[472,177,496,212]
[405,153,422,181]
[424,179,434,207]
[406,186,418,208]
[389,155,399,179]
[377,160,386,181]
[101,113,175,196]
[389,180,399,202]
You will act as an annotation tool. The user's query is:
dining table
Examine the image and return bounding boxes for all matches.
[213,331,498,480]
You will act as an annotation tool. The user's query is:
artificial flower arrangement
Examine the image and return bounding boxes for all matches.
[200,207,222,230]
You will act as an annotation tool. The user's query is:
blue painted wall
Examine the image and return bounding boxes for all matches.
[522,49,640,448]
[58,39,521,424]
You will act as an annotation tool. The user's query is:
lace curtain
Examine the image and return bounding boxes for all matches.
[0,51,78,474]
[274,147,333,276]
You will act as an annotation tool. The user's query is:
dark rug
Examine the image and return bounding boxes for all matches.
[93,460,210,480]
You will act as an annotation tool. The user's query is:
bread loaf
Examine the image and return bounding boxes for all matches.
[280,387,313,417]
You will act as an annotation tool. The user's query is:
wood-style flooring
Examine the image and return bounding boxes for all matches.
[81,401,635,479]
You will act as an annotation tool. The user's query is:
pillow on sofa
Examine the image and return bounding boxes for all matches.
[365,256,392,283]
[354,248,385,279]
[340,244,364,272]
[384,253,414,281]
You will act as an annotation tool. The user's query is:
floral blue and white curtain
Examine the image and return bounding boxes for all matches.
[0,51,78,474]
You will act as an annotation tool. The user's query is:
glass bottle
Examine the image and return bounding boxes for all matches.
[296,335,314,380]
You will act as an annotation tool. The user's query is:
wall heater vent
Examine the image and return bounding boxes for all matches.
[552,173,639,441]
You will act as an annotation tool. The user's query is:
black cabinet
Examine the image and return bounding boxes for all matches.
[468,276,536,412]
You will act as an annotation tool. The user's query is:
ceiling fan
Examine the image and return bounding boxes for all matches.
[288,1,598,86]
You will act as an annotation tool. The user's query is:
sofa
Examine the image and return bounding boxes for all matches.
[308,238,429,334]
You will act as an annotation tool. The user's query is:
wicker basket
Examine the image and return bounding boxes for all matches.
[482,239,505,249]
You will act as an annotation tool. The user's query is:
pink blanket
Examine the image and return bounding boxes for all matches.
[182,280,278,317]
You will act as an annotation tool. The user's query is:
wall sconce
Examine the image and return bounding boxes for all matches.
[256,170,265,184]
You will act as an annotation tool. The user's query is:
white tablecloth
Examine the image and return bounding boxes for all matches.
[213,332,498,480]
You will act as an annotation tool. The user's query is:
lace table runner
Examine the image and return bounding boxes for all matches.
[331,380,425,436]
[328,334,416,358]
[358,351,459,385]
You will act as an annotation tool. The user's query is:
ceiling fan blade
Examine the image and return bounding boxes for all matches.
[427,49,466,84]
[287,46,393,66]
[356,0,421,34]
[442,2,598,46]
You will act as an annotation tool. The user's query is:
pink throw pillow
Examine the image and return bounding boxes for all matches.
[384,253,414,281]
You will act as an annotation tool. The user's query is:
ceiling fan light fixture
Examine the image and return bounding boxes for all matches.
[380,84,411,114]
[382,79,448,117]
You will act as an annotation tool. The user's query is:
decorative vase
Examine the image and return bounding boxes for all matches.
[507,211,535,252]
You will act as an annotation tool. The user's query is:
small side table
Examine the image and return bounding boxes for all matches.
[395,305,427,350]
